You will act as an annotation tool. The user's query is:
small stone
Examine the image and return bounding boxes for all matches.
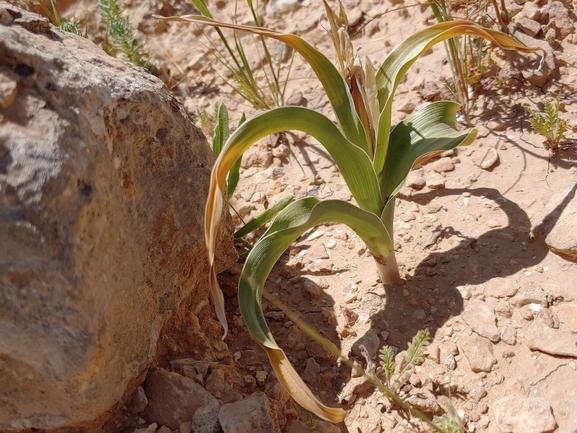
[516,17,541,37]
[486,277,519,298]
[406,169,426,190]
[286,91,307,106]
[558,303,577,332]
[127,386,148,414]
[492,395,556,433]
[460,334,497,372]
[470,147,499,170]
[468,385,487,402]
[143,369,219,432]
[426,342,440,364]
[547,1,574,40]
[219,393,282,433]
[255,370,268,387]
[409,374,422,387]
[302,358,320,385]
[431,157,455,173]
[462,299,500,342]
[205,369,226,395]
[524,319,577,357]
[444,354,457,370]
[157,426,172,433]
[400,211,416,222]
[302,276,329,298]
[426,174,445,189]
[405,388,441,413]
[351,329,381,359]
[487,121,507,132]
[411,308,426,321]
[399,101,416,113]
[326,239,337,249]
[501,326,517,345]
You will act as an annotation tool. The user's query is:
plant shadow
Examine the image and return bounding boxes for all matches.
[365,185,567,352]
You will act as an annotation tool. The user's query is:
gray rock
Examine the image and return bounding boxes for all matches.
[493,395,556,433]
[468,385,487,402]
[460,334,497,372]
[352,328,381,359]
[0,3,235,430]
[462,299,500,342]
[524,319,577,357]
[143,370,220,433]
[219,393,283,433]
[531,183,577,261]
[302,357,321,385]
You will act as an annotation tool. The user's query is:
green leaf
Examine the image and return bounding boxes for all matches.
[225,112,246,197]
[239,197,397,422]
[212,103,229,156]
[381,101,477,202]
[234,195,294,239]
[210,106,382,216]
[373,20,541,176]
[154,14,370,153]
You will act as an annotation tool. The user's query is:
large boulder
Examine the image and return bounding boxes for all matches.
[0,2,235,430]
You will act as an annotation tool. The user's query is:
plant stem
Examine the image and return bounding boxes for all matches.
[372,251,400,284]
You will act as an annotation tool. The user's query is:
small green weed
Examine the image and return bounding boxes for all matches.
[23,0,86,36]
[525,94,569,152]
[99,0,153,71]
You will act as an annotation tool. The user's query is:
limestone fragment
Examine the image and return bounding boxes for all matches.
[462,299,500,342]
[492,395,556,433]
[460,334,497,372]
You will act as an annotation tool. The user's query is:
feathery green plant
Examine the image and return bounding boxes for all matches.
[190,0,294,109]
[525,94,569,151]
[99,0,153,71]
[157,1,537,423]
[375,329,430,393]
[272,292,463,432]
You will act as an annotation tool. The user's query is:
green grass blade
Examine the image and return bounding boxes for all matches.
[234,195,294,239]
[155,14,369,153]
[212,106,382,215]
[372,20,540,178]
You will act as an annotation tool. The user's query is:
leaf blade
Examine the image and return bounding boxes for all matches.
[239,198,397,421]
[373,20,541,177]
